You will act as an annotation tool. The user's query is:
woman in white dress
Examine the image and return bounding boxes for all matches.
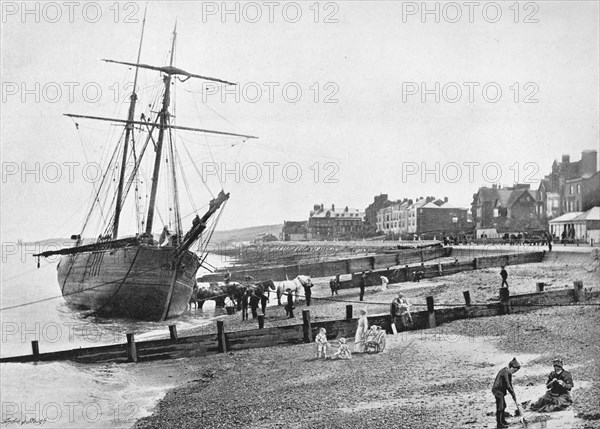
[354,309,369,352]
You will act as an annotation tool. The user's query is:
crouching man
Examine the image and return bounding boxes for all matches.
[530,358,573,412]
[491,358,521,428]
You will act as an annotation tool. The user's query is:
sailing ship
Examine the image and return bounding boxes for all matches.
[34,16,256,321]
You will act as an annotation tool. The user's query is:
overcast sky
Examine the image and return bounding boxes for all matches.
[1,1,599,242]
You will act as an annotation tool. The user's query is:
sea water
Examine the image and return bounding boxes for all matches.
[1,245,229,428]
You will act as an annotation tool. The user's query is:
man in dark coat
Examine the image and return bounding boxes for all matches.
[500,266,509,288]
[530,358,574,412]
[260,291,269,315]
[546,231,553,252]
[241,289,249,321]
[359,272,366,301]
[285,288,294,318]
[329,278,339,296]
[249,290,260,319]
[303,282,313,306]
[491,357,520,428]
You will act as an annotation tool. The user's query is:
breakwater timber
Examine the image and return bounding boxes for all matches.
[200,247,451,283]
[337,250,546,289]
[1,279,594,365]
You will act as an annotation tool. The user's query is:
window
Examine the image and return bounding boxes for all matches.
[577,184,581,194]
[570,185,573,194]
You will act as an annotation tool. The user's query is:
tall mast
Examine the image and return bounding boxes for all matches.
[145,23,177,236]
[113,5,147,239]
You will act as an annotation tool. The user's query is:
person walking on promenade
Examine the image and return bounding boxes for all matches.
[546,231,553,252]
[354,309,369,353]
[491,358,521,428]
[500,266,509,288]
[285,288,295,318]
[359,272,366,301]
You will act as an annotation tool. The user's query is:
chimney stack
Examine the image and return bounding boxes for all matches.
[332,204,335,211]
[581,150,598,176]
[562,154,570,164]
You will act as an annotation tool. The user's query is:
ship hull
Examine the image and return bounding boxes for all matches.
[57,245,199,320]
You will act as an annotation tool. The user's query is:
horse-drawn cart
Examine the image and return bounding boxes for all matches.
[364,325,386,353]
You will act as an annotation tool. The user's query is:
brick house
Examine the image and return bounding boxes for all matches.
[538,150,598,220]
[365,194,395,228]
[308,204,365,239]
[471,184,542,231]
[417,201,469,235]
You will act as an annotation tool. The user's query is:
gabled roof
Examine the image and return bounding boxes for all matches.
[549,211,584,223]
[496,190,513,207]
[493,189,537,208]
[476,187,498,203]
[572,206,600,221]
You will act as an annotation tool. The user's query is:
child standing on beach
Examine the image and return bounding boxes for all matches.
[315,328,328,359]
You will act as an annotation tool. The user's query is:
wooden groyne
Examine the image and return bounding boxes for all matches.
[199,246,450,282]
[1,280,594,365]
[337,250,546,289]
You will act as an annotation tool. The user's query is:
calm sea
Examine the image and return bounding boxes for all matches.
[1,245,230,428]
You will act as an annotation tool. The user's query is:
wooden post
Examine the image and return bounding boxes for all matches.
[302,310,312,343]
[420,251,424,262]
[258,314,264,329]
[31,340,39,361]
[346,305,353,319]
[463,291,471,306]
[169,325,178,340]
[217,320,227,353]
[536,282,545,293]
[499,288,510,315]
[126,333,137,363]
[426,296,436,328]
[473,258,478,269]
[573,281,584,303]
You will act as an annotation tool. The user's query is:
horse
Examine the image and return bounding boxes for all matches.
[274,275,312,306]
[192,280,275,311]
[194,281,242,309]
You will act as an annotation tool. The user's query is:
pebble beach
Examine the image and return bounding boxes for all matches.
[134,250,600,429]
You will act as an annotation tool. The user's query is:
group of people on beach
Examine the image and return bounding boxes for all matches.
[492,357,574,428]
[314,309,371,360]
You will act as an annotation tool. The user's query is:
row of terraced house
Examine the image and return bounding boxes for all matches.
[281,150,600,242]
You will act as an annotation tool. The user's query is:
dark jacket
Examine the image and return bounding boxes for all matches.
[547,370,573,395]
[500,269,508,279]
[492,367,516,398]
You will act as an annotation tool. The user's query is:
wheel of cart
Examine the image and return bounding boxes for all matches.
[364,325,387,354]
